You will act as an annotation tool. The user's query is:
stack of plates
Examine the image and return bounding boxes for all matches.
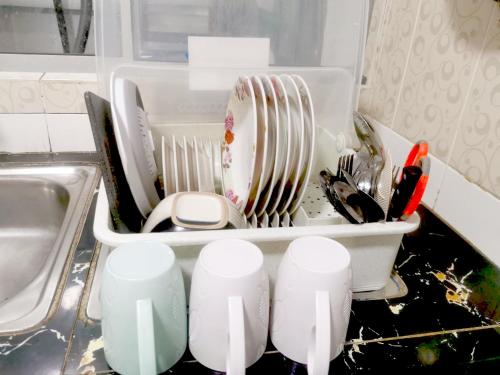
[222,74,316,218]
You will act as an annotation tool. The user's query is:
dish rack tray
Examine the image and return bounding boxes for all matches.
[94,124,420,292]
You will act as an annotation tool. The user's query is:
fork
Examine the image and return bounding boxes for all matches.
[336,153,354,179]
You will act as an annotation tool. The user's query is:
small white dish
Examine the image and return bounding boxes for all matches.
[255,74,280,217]
[288,75,316,214]
[222,76,258,212]
[244,76,269,218]
[277,74,305,215]
[141,192,247,233]
[265,75,292,216]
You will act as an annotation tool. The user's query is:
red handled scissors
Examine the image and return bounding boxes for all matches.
[397,141,429,220]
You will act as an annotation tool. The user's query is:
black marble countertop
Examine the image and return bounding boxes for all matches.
[0,158,499,374]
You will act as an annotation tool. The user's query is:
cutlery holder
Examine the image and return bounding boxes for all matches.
[93,0,420,292]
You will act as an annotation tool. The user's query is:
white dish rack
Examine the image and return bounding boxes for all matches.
[93,0,420,293]
[94,118,420,293]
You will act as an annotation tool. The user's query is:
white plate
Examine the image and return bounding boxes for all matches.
[221,76,258,212]
[265,75,292,216]
[244,76,269,217]
[277,74,305,215]
[288,75,316,214]
[111,77,160,217]
[255,74,281,217]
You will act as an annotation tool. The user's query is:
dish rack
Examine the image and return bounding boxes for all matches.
[94,108,420,293]
[93,0,420,293]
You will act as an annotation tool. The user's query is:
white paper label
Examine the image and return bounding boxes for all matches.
[188,36,270,68]
[188,36,270,90]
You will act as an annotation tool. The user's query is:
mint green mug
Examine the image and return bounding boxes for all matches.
[101,241,187,375]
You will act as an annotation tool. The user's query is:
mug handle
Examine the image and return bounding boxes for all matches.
[307,291,331,375]
[136,299,157,375]
[226,296,245,375]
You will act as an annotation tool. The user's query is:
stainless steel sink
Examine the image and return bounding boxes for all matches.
[0,165,98,333]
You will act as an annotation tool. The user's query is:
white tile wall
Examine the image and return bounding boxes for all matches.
[371,117,500,267]
[360,0,500,266]
[40,73,98,114]
[392,0,494,161]
[361,0,500,201]
[0,114,50,152]
[449,11,500,199]
[434,166,500,266]
[0,72,45,113]
[46,114,96,152]
[0,72,97,153]
[367,0,421,126]
[0,72,98,115]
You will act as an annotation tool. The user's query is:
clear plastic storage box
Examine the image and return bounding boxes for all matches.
[93,0,420,293]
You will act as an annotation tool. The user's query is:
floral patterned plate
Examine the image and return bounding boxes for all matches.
[255,74,283,217]
[222,76,258,212]
[277,74,305,215]
[244,76,269,218]
[288,74,316,214]
[265,74,292,216]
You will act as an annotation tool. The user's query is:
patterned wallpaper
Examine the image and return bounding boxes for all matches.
[360,0,500,199]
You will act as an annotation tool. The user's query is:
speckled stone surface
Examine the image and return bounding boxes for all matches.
[1,190,499,375]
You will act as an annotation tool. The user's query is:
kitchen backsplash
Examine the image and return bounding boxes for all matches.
[0,72,96,152]
[360,0,500,201]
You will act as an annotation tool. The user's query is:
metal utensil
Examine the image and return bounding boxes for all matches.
[341,168,358,190]
[352,112,386,196]
[336,153,354,179]
[351,151,373,194]
[320,170,363,224]
[353,111,385,160]
[332,181,365,224]
[341,169,385,223]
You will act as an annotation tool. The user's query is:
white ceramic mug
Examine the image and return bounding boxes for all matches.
[271,236,352,375]
[189,239,269,374]
[101,241,187,375]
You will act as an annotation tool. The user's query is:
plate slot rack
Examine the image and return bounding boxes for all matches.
[160,135,292,229]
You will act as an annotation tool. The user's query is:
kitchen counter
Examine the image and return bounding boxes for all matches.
[0,161,499,374]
